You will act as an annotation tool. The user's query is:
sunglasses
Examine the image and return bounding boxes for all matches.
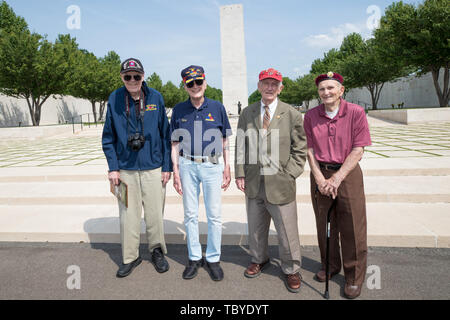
[186,79,204,88]
[123,74,142,81]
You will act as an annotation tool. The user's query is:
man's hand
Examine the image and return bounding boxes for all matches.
[173,172,183,196]
[325,174,344,199]
[235,177,245,193]
[222,165,231,191]
[161,172,171,187]
[316,177,330,197]
[108,171,120,186]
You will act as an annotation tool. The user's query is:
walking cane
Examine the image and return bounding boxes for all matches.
[324,197,337,300]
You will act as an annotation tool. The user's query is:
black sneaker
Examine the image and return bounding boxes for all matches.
[182,259,204,279]
[116,256,142,278]
[151,247,169,273]
[205,260,224,281]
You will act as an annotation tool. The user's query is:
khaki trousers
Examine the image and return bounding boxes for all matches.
[246,178,302,275]
[310,164,367,286]
[118,168,166,264]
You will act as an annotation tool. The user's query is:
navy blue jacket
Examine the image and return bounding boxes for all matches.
[102,82,172,172]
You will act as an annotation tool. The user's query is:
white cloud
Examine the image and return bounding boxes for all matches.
[303,23,364,49]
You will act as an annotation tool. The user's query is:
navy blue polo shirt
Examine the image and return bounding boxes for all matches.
[170,97,232,157]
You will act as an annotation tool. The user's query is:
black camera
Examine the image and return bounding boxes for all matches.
[127,133,145,152]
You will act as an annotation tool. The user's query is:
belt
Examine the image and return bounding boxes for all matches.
[180,153,221,164]
[319,162,342,171]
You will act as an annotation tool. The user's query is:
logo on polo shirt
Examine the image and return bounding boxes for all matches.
[145,104,157,111]
[205,113,215,122]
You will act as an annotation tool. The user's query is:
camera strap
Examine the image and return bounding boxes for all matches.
[125,88,145,119]
[125,88,145,137]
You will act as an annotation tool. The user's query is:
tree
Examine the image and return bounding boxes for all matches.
[67,49,101,123]
[146,73,163,92]
[296,74,318,110]
[205,86,222,103]
[178,80,189,102]
[0,31,78,125]
[374,0,450,107]
[248,89,261,105]
[310,48,343,76]
[161,81,183,109]
[339,33,409,109]
[98,51,122,121]
[279,77,302,105]
[0,1,27,34]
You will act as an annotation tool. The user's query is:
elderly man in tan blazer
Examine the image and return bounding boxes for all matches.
[235,68,307,293]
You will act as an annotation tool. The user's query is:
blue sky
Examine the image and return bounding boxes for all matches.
[6,0,419,94]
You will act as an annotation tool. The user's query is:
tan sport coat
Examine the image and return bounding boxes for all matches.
[234,100,307,205]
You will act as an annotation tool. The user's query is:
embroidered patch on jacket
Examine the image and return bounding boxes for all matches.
[145,104,157,111]
[205,113,215,121]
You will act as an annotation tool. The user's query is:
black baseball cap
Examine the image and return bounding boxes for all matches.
[120,58,144,74]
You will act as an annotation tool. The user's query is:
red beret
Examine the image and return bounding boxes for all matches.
[259,68,283,82]
[315,72,344,86]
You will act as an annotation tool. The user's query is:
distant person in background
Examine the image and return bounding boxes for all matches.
[303,72,372,299]
[102,58,172,278]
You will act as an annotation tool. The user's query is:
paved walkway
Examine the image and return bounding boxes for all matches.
[1,243,448,300]
[0,116,449,247]
[1,120,450,168]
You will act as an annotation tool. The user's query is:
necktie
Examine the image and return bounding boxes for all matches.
[263,106,270,130]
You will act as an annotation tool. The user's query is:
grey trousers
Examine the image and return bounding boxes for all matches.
[245,180,302,275]
[118,169,167,264]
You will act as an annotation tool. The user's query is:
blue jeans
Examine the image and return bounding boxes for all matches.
[179,156,224,263]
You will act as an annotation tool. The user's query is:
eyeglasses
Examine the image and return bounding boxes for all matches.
[186,79,204,88]
[123,74,142,81]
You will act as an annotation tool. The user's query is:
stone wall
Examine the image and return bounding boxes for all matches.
[0,94,95,127]
[345,69,446,109]
[369,107,450,124]
[307,69,447,110]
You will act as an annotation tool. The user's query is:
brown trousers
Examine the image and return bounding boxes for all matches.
[310,164,367,286]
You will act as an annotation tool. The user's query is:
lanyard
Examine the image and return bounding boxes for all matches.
[125,88,145,136]
[125,89,145,119]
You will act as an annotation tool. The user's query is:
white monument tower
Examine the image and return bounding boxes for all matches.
[220,4,248,115]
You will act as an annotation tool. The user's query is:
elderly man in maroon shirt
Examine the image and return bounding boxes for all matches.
[303,72,371,299]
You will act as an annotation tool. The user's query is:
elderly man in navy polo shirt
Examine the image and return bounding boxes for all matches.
[170,65,232,281]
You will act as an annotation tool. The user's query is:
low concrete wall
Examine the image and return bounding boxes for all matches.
[369,107,450,124]
[0,124,74,139]
[306,70,447,110]
[0,94,94,127]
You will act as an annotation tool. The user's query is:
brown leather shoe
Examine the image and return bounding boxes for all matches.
[244,260,270,278]
[314,269,340,282]
[344,283,362,299]
[284,272,302,293]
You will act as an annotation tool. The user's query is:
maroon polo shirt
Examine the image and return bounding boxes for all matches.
[304,99,371,164]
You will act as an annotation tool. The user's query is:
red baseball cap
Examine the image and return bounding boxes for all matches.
[259,68,283,82]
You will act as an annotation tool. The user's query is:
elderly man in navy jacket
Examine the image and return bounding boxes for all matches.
[102,58,172,277]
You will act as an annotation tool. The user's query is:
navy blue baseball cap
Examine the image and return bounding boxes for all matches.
[181,65,205,84]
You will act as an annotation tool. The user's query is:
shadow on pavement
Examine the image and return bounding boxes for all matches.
[83,216,328,292]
